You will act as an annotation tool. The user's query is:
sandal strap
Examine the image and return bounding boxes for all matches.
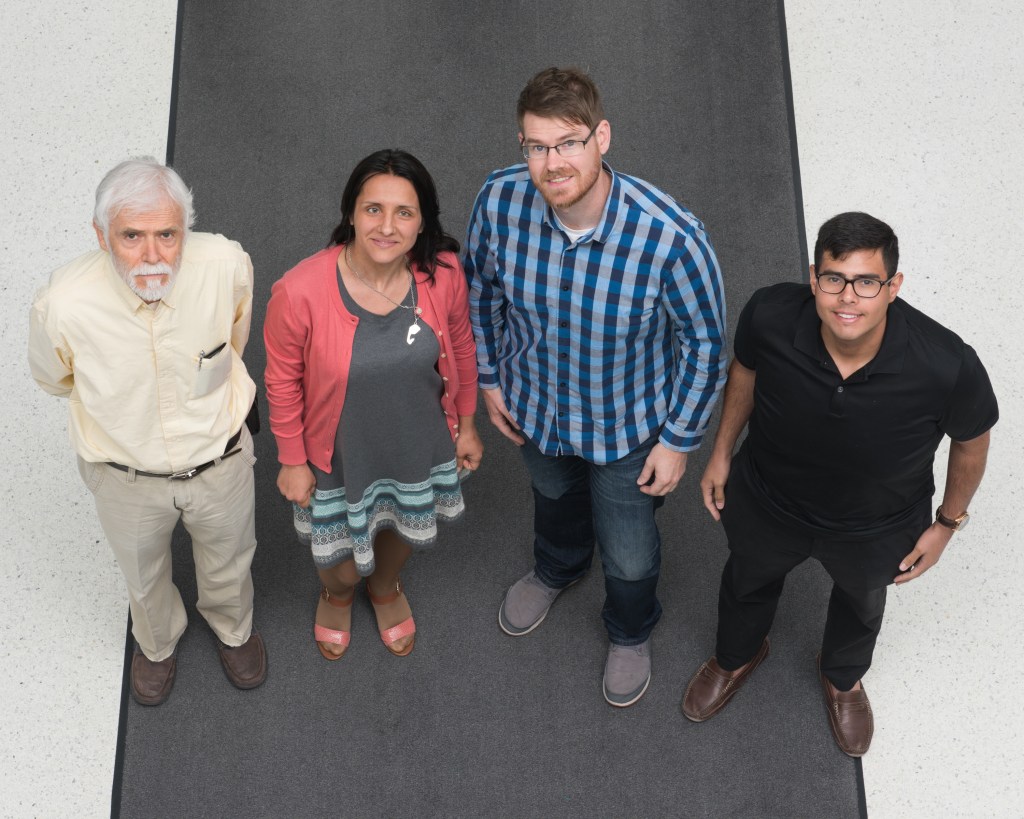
[313,624,351,647]
[321,585,354,609]
[379,615,415,645]
[367,577,403,606]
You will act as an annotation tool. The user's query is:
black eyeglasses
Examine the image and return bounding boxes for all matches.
[520,124,599,160]
[815,272,895,299]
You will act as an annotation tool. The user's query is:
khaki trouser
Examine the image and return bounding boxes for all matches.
[78,425,258,661]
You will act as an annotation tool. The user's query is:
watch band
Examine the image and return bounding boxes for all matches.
[936,506,969,532]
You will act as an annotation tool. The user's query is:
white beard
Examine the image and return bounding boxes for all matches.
[113,256,181,302]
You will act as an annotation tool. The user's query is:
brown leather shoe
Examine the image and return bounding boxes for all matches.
[681,638,769,722]
[218,631,267,690]
[817,653,873,757]
[130,648,177,706]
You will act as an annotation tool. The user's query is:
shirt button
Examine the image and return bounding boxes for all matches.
[559,321,567,327]
[558,411,565,417]
[559,352,567,359]
[442,376,449,382]
[441,353,447,358]
[837,386,844,393]
[562,285,569,291]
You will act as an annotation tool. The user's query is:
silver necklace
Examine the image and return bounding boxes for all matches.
[345,244,422,344]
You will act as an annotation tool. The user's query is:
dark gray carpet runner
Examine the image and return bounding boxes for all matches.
[114,2,864,816]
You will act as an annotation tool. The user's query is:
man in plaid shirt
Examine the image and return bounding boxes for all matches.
[465,67,726,706]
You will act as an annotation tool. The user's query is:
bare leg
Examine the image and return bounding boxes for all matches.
[367,530,414,654]
[315,559,359,658]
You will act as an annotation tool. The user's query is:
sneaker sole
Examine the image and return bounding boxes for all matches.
[603,672,651,708]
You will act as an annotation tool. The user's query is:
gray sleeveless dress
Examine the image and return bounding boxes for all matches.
[293,271,464,575]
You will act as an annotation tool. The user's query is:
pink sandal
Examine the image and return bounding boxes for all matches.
[314,586,353,661]
[367,577,416,657]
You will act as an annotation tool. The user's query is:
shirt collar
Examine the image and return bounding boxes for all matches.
[792,294,908,377]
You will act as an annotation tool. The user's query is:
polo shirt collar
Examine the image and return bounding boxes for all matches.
[792,295,908,377]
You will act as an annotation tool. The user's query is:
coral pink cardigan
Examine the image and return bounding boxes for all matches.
[264,246,478,471]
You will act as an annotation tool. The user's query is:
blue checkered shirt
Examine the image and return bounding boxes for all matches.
[464,163,727,464]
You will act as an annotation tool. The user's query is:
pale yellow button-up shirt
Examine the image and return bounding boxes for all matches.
[29,232,256,472]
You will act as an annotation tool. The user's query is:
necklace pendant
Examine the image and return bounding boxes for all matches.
[406,322,421,345]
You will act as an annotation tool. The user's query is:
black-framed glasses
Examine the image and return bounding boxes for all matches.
[815,272,894,299]
[520,124,599,160]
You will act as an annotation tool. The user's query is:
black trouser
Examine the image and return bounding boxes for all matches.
[715,466,930,691]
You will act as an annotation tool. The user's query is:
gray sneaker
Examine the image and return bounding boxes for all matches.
[603,640,652,707]
[498,570,573,636]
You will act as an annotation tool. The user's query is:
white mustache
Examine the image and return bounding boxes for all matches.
[129,262,174,278]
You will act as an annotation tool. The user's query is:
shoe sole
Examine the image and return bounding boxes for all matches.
[497,576,581,637]
[604,672,652,708]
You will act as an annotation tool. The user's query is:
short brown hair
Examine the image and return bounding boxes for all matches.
[516,67,605,129]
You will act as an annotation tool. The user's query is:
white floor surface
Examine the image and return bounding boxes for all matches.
[1,1,1020,816]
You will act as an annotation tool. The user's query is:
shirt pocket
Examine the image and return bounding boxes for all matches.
[191,342,232,399]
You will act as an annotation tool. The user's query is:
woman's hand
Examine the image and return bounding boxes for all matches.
[456,415,484,474]
[277,463,316,508]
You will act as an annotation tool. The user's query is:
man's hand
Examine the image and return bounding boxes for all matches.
[277,463,316,508]
[481,387,524,446]
[637,444,687,496]
[893,523,954,584]
[455,416,484,473]
[700,452,732,521]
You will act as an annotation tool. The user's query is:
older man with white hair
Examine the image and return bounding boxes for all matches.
[29,157,267,705]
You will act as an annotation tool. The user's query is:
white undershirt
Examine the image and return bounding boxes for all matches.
[553,213,595,244]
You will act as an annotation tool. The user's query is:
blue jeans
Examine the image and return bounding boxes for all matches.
[519,437,664,645]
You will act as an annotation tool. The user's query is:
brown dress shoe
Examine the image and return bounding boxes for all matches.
[218,631,267,690]
[130,648,177,706]
[681,638,769,722]
[817,654,873,757]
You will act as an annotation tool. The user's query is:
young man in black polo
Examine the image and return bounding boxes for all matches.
[680,211,997,756]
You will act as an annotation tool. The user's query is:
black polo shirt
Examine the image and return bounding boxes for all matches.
[733,282,998,537]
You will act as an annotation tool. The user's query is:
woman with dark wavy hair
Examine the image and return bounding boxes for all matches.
[265,149,482,659]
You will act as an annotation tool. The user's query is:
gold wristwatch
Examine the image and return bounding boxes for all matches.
[935,506,970,532]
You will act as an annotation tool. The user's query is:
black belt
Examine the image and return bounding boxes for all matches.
[108,429,243,480]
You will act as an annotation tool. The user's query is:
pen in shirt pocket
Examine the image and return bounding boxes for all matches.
[197,342,227,370]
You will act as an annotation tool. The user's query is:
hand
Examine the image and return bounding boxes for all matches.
[636,444,687,496]
[455,418,484,473]
[893,522,954,585]
[700,452,732,521]
[481,387,524,446]
[277,463,316,508]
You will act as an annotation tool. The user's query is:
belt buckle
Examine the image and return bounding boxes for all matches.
[169,467,199,480]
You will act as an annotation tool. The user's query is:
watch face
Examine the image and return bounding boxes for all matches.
[955,513,970,531]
